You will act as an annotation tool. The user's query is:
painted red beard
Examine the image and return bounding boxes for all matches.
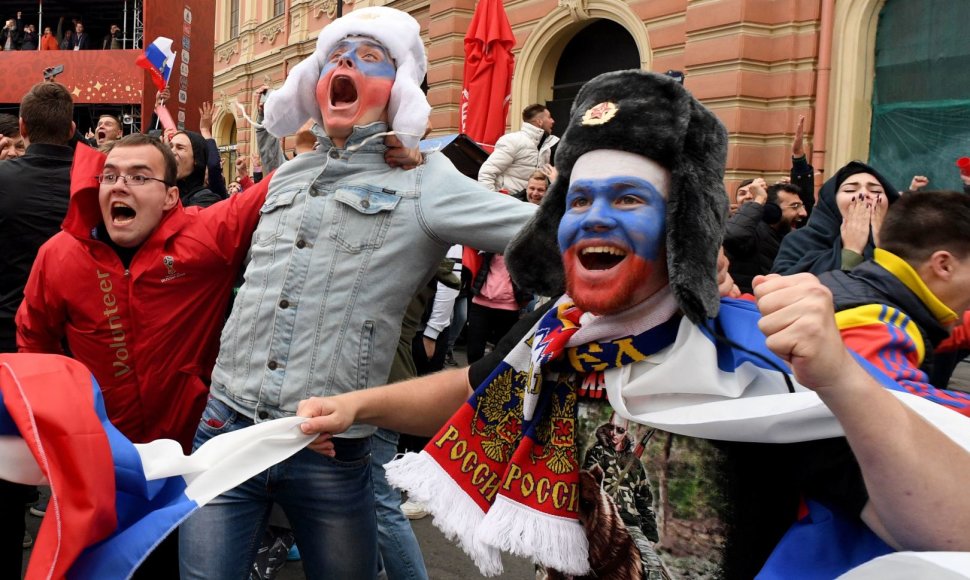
[562,247,659,315]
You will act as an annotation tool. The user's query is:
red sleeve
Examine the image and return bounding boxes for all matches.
[16,244,68,355]
[840,314,970,416]
[239,175,255,190]
[198,171,273,265]
[937,310,970,353]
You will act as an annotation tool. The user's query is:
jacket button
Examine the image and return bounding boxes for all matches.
[361,199,370,209]
[329,149,340,159]
[279,299,289,309]
[267,360,278,370]
[258,410,269,420]
[296,239,307,249]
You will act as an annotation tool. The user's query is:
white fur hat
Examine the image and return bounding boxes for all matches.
[263,7,430,148]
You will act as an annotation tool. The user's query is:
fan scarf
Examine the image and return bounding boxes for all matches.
[386,299,680,575]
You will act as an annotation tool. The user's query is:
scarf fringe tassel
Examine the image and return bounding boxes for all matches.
[477,494,591,576]
[385,451,504,576]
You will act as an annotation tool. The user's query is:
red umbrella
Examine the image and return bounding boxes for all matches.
[460,0,515,152]
[460,0,515,279]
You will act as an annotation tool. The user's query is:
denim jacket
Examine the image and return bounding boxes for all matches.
[211,123,536,437]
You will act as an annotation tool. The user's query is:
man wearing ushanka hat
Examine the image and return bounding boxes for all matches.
[178,7,535,578]
[297,70,970,578]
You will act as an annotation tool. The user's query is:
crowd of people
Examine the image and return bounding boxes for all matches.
[1,11,125,51]
[2,5,970,580]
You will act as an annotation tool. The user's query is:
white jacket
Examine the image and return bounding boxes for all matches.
[477,122,559,192]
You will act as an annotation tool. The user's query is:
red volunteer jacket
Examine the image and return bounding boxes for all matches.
[16,144,268,450]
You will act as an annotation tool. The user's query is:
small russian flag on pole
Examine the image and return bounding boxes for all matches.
[135,37,177,91]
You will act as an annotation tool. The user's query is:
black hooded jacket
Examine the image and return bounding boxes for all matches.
[176,131,222,208]
[772,161,898,276]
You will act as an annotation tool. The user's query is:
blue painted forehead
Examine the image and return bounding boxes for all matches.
[327,36,394,63]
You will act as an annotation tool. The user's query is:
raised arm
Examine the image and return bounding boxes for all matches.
[754,272,970,552]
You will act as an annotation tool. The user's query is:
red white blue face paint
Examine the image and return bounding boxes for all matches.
[558,150,671,315]
[316,37,396,142]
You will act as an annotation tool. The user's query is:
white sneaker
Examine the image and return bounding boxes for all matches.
[400,499,429,520]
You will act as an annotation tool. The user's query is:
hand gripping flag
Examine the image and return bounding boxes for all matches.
[0,354,313,579]
[135,37,177,91]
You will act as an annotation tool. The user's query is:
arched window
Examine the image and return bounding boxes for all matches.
[547,20,639,138]
[868,0,970,190]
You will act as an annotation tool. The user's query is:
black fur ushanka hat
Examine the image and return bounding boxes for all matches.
[505,70,729,323]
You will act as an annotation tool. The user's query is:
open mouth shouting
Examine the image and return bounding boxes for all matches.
[316,38,396,142]
[97,130,107,143]
[577,244,628,271]
[110,201,136,225]
[330,75,359,108]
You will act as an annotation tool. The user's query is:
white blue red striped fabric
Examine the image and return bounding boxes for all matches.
[135,37,177,91]
[0,354,312,580]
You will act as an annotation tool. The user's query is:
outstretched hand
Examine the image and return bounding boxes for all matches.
[235,156,249,179]
[753,273,851,392]
[199,102,214,139]
[155,87,170,108]
[541,163,558,183]
[909,175,929,191]
[749,177,768,205]
[296,396,360,456]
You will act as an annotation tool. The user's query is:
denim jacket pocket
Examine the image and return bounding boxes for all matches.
[254,187,300,247]
[330,186,400,253]
[197,397,238,436]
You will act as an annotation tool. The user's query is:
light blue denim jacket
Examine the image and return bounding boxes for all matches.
[210,123,536,437]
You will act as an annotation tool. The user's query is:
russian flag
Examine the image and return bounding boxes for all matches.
[135,37,177,91]
[0,354,312,579]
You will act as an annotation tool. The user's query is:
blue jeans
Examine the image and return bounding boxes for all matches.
[179,398,378,579]
[446,296,468,353]
[372,428,429,580]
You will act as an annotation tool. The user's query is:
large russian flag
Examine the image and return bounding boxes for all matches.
[135,37,177,91]
[0,354,312,579]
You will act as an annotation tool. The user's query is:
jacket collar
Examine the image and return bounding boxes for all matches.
[519,121,545,146]
[313,121,390,153]
[873,249,957,326]
[23,143,74,160]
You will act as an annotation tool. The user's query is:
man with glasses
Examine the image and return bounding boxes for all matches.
[15,132,268,577]
[724,180,807,293]
[18,132,267,451]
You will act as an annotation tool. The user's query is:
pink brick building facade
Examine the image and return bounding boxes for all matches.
[211,1,896,200]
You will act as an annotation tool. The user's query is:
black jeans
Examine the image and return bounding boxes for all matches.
[466,303,520,364]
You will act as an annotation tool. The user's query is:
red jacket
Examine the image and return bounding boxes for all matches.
[16,144,267,450]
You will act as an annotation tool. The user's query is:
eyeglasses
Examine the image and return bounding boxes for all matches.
[786,202,804,210]
[96,173,169,187]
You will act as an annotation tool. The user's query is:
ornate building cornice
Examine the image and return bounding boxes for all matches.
[217,41,240,63]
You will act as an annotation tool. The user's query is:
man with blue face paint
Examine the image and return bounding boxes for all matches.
[178,8,536,579]
[558,152,670,316]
